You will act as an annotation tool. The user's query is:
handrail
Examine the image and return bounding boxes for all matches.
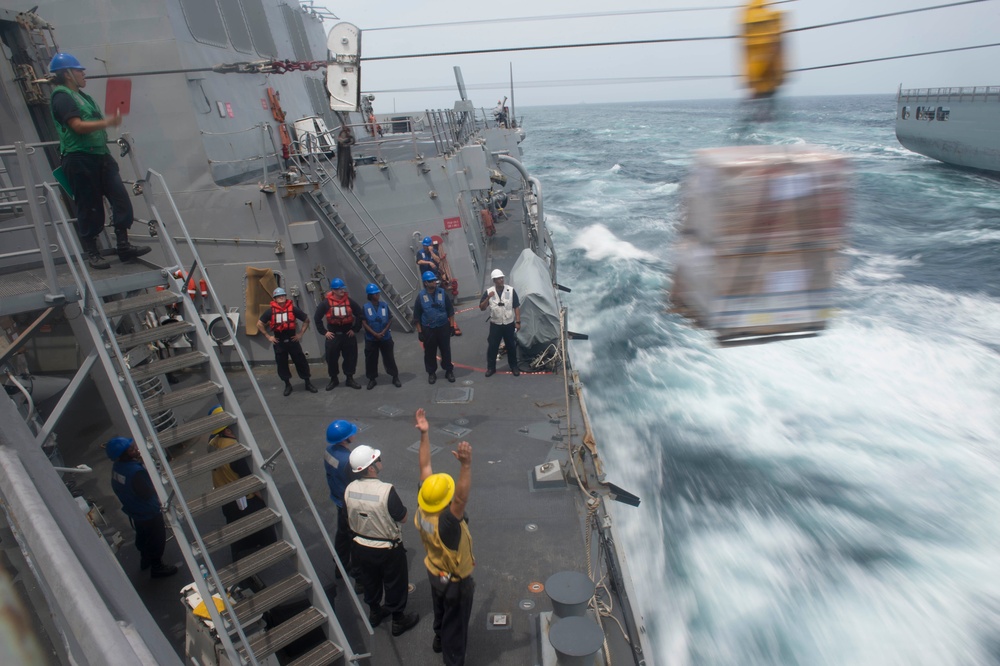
[899,85,1000,100]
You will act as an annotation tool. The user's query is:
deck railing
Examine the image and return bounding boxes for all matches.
[898,86,1000,102]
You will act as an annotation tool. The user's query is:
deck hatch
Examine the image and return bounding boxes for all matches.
[433,387,474,404]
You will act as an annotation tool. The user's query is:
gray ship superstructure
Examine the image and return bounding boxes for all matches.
[0,1,649,665]
[896,85,1000,172]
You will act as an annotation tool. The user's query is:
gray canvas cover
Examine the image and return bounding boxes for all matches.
[510,249,560,353]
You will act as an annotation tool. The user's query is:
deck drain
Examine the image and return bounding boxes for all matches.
[433,387,474,404]
[407,441,441,456]
[442,424,471,438]
[528,582,544,594]
[519,599,536,611]
[525,523,538,532]
[455,418,469,426]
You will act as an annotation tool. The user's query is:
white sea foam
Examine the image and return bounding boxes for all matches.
[569,224,657,262]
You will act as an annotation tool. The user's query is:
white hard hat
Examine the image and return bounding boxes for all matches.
[490,269,504,280]
[349,444,381,473]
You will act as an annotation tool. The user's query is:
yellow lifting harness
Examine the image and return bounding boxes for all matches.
[743,0,785,99]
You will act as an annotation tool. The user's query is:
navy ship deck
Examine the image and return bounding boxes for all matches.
[8,197,645,665]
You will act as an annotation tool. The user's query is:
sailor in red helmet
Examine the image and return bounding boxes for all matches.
[257,287,317,396]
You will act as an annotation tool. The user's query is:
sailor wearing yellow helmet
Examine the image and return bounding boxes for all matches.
[207,406,276,562]
[413,408,475,662]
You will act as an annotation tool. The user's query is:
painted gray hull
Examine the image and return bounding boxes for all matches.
[895,86,1000,172]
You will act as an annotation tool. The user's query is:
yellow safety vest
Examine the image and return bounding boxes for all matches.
[415,508,475,580]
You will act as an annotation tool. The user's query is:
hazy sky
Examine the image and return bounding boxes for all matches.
[323,0,999,110]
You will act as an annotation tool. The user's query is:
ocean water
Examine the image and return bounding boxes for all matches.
[521,95,1000,666]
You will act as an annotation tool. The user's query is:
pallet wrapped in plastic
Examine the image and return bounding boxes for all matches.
[671,145,849,343]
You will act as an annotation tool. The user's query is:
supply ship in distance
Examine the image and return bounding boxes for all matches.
[895,84,1000,173]
[0,1,649,664]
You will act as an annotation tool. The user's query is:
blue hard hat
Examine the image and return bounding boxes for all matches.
[365,283,380,295]
[105,437,134,460]
[326,419,358,445]
[421,271,438,283]
[422,236,433,246]
[49,53,84,73]
[272,287,286,297]
[330,278,345,290]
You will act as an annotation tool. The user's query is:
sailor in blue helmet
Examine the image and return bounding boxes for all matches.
[415,236,441,277]
[361,283,401,390]
[313,277,364,390]
[106,437,177,578]
[412,271,456,384]
[323,419,363,592]
[49,53,150,270]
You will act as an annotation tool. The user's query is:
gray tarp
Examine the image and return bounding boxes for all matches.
[510,249,560,356]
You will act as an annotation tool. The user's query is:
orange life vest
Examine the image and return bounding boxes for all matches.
[325,292,354,327]
[270,299,296,333]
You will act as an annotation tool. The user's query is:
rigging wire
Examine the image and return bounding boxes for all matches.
[365,4,790,32]
[365,42,1000,94]
[359,0,990,62]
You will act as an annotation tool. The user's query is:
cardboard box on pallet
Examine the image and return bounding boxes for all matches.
[671,145,849,340]
[683,145,848,255]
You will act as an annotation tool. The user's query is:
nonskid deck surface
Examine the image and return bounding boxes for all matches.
[50,214,625,664]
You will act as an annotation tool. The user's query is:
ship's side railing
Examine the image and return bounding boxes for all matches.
[898,86,1000,102]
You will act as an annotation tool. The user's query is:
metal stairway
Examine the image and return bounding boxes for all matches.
[40,155,366,665]
[288,148,416,330]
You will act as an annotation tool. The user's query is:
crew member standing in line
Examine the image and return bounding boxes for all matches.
[413,408,475,662]
[314,278,363,390]
[207,407,277,563]
[345,444,420,636]
[49,53,151,270]
[257,287,317,396]
[479,268,521,377]
[413,271,456,385]
[106,437,178,579]
[361,283,401,389]
[323,419,363,593]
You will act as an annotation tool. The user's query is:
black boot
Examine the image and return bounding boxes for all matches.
[116,229,151,261]
[304,379,318,393]
[283,382,293,396]
[82,238,109,270]
[345,375,361,390]
[391,612,419,636]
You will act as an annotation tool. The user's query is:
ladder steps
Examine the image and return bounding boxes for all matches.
[103,289,180,317]
[245,607,327,662]
[157,410,236,448]
[216,540,295,588]
[171,441,250,482]
[197,507,281,554]
[187,474,266,517]
[130,351,209,381]
[286,640,343,666]
[233,572,311,622]
[116,321,196,349]
[143,381,221,413]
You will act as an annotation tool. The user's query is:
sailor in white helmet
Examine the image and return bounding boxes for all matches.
[344,444,419,636]
[478,268,521,377]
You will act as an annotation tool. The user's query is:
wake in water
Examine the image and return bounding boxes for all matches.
[525,96,1000,666]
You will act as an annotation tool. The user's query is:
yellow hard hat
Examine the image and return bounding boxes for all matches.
[418,473,455,513]
[209,405,227,435]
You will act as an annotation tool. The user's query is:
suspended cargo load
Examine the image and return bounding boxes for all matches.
[671,145,850,344]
